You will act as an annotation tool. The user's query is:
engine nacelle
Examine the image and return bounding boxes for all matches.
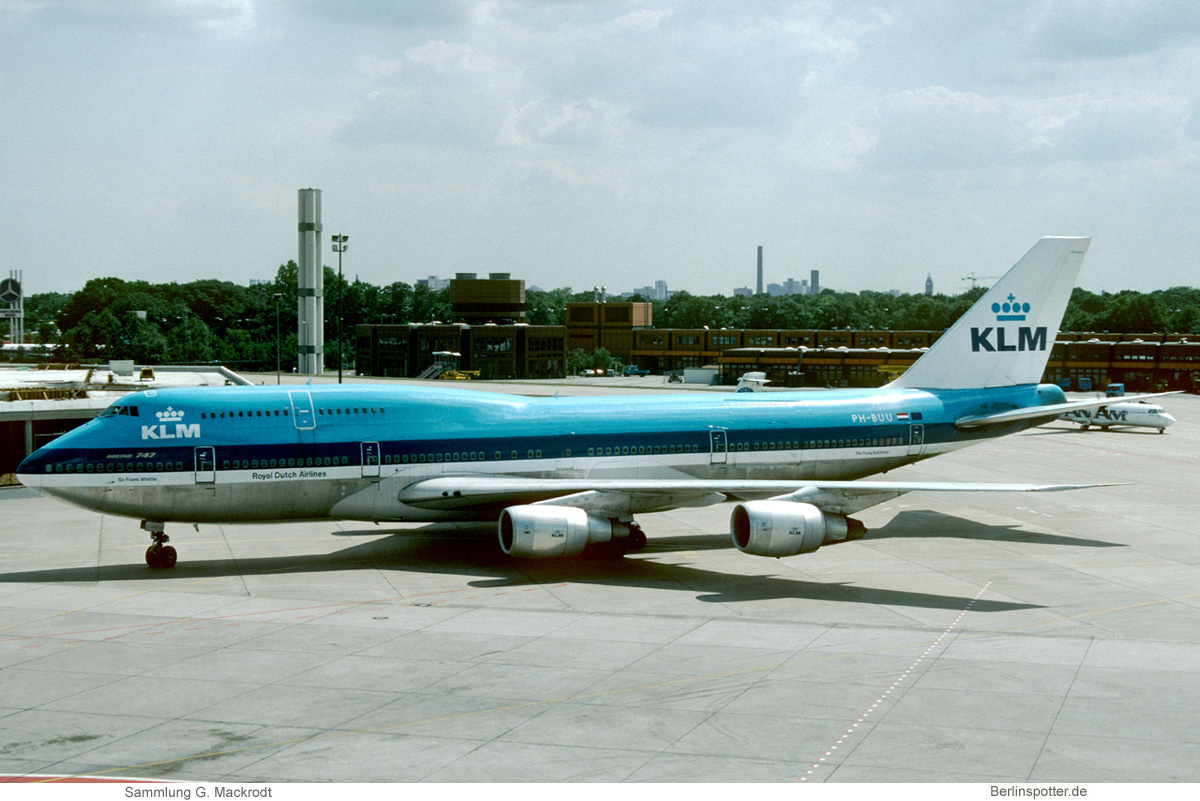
[499,506,627,558]
[730,501,864,558]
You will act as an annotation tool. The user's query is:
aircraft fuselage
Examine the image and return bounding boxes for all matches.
[17,382,1056,525]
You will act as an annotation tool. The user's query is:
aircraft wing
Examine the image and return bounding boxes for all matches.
[955,391,1182,429]
[396,476,1111,517]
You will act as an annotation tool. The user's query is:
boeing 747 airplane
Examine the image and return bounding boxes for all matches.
[18,237,1164,569]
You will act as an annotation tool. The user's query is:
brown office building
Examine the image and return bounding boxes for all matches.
[449,273,526,324]
[356,323,567,380]
[565,301,653,362]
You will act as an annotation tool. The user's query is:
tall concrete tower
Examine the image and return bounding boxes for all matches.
[297,189,324,374]
[925,273,934,296]
[810,269,820,295]
[756,246,763,295]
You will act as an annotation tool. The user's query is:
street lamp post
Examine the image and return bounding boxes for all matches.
[272,293,282,385]
[331,234,349,383]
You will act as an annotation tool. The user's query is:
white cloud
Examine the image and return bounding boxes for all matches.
[868,86,1192,169]
[339,41,523,147]
[1021,0,1200,60]
[1,0,256,34]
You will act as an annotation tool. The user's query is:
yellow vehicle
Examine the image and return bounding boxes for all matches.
[439,370,480,380]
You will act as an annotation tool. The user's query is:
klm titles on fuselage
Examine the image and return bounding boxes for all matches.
[141,407,201,440]
[970,295,1047,353]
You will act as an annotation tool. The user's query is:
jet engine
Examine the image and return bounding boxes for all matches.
[499,506,630,558]
[731,501,865,558]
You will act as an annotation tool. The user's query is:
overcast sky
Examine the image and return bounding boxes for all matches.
[4,0,1200,299]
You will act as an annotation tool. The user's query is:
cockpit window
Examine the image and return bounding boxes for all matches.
[98,404,140,418]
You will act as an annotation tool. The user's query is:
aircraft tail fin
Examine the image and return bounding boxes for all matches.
[888,236,1090,390]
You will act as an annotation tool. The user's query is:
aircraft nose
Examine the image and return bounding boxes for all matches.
[16,451,45,488]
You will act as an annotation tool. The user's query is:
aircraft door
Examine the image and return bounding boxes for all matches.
[361,441,381,478]
[709,429,728,464]
[907,424,925,456]
[194,446,216,483]
[288,390,316,430]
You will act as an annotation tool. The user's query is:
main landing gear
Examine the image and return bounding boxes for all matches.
[141,520,177,569]
[602,524,648,558]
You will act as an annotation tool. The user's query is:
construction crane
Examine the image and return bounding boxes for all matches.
[961,272,1000,289]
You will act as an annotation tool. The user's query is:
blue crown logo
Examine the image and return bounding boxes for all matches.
[992,294,1030,321]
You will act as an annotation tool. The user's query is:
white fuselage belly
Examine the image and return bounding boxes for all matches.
[27,438,968,524]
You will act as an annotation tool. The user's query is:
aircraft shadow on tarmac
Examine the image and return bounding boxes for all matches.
[867,509,1122,549]
[0,519,1044,613]
[1026,424,1162,437]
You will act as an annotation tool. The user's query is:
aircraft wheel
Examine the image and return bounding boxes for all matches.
[1081,424,1090,431]
[145,544,178,569]
[630,527,648,550]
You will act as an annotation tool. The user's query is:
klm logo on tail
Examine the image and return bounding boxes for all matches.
[971,294,1048,353]
[141,408,201,440]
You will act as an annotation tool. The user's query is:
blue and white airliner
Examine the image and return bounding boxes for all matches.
[18,237,1163,569]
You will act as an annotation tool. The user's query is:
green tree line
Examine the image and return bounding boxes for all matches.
[10,267,1200,370]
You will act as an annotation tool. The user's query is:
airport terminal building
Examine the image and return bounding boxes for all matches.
[355,312,1200,393]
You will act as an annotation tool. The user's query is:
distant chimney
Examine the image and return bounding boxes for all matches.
[757,246,763,295]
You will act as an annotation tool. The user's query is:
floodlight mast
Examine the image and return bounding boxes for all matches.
[331,234,349,384]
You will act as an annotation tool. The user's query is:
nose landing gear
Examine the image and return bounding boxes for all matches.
[141,520,177,569]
